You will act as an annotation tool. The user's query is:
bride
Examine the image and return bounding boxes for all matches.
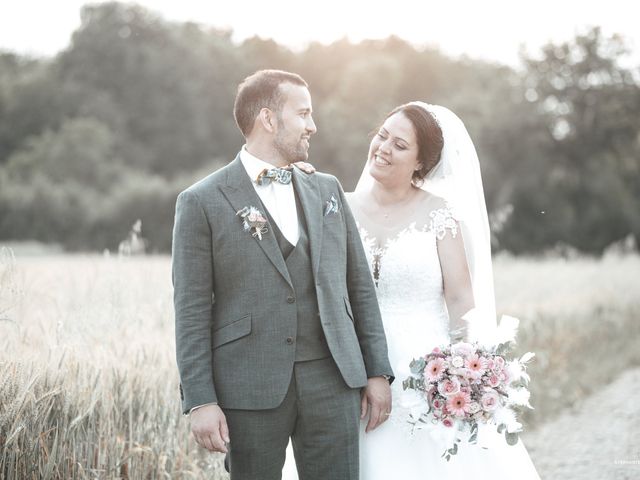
[283,102,540,479]
[349,102,540,479]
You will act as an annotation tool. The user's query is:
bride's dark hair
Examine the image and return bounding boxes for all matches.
[386,104,444,186]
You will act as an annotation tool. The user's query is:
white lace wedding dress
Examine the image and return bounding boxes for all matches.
[356,205,540,480]
[282,204,540,479]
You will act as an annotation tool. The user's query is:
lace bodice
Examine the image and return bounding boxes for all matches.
[357,205,459,432]
[358,205,458,321]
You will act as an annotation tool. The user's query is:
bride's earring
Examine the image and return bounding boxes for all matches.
[412,168,424,188]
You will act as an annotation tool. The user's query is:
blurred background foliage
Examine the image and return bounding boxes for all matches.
[0,1,638,253]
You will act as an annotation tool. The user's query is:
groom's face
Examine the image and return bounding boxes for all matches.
[273,83,317,163]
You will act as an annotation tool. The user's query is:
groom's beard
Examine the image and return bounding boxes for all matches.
[274,132,309,163]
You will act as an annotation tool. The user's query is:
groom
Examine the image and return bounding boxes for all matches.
[172,69,393,479]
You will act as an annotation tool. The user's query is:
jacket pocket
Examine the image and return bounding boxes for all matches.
[212,314,252,348]
[343,296,354,323]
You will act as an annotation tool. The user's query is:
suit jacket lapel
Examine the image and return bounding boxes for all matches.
[220,156,293,288]
[293,168,323,278]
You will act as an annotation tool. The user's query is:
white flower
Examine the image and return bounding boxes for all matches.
[505,360,524,384]
[493,406,522,433]
[451,356,464,368]
[451,342,475,357]
[520,352,535,363]
[507,387,532,408]
[495,315,520,345]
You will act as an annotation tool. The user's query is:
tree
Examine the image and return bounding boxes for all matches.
[501,27,640,253]
[57,2,245,175]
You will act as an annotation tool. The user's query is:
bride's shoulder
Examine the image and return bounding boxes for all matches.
[415,189,451,213]
[415,190,459,239]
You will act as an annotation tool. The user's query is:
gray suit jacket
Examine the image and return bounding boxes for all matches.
[172,154,393,413]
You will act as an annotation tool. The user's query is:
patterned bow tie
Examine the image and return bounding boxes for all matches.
[255,166,293,186]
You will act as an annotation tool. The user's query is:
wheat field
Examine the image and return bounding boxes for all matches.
[1,248,639,479]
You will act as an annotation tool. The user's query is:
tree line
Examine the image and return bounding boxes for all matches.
[0,2,638,253]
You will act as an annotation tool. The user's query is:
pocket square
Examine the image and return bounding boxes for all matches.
[324,194,340,216]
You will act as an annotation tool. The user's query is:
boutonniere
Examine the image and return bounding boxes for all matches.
[236,206,268,240]
[324,194,340,216]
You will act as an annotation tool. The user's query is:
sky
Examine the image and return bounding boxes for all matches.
[1,1,639,67]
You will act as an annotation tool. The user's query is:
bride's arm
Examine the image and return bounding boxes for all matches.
[437,226,474,341]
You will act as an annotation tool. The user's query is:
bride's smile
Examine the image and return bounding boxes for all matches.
[367,112,421,186]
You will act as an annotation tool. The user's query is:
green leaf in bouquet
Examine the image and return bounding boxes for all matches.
[505,431,519,446]
[409,358,426,375]
[402,377,413,391]
[495,342,512,356]
[469,433,478,443]
[497,423,506,434]
[511,380,527,389]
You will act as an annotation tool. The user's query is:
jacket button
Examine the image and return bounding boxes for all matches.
[287,295,295,304]
[286,337,294,345]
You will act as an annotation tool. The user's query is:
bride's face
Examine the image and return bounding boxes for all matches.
[368,112,420,188]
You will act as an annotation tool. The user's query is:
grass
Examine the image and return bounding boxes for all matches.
[493,252,640,427]
[1,249,639,478]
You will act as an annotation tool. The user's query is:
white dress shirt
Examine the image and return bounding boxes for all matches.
[240,146,299,246]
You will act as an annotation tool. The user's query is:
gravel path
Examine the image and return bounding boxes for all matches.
[523,367,640,480]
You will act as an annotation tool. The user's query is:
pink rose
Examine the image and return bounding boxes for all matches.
[481,391,501,411]
[442,417,454,428]
[438,378,461,397]
[488,374,501,388]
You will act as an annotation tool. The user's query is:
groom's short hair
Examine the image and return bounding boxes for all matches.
[234,69,308,137]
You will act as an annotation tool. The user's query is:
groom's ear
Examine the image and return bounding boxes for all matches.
[258,107,277,133]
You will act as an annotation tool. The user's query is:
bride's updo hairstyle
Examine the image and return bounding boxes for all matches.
[387,104,444,186]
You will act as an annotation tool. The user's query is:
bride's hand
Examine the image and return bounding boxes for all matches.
[449,326,467,343]
[292,161,316,174]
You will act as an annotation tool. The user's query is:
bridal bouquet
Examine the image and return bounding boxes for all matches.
[402,316,535,461]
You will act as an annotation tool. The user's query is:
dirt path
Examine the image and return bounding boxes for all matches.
[523,367,640,479]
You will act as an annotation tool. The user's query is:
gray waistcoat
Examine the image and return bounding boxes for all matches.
[262,188,331,361]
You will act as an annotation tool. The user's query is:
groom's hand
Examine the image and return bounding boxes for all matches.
[190,404,230,453]
[361,376,392,433]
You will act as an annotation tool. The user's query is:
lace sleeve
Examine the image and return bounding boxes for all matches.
[429,203,458,240]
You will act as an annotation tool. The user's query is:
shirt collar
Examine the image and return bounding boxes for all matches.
[240,146,285,186]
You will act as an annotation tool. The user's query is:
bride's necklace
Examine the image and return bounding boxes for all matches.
[371,189,420,225]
